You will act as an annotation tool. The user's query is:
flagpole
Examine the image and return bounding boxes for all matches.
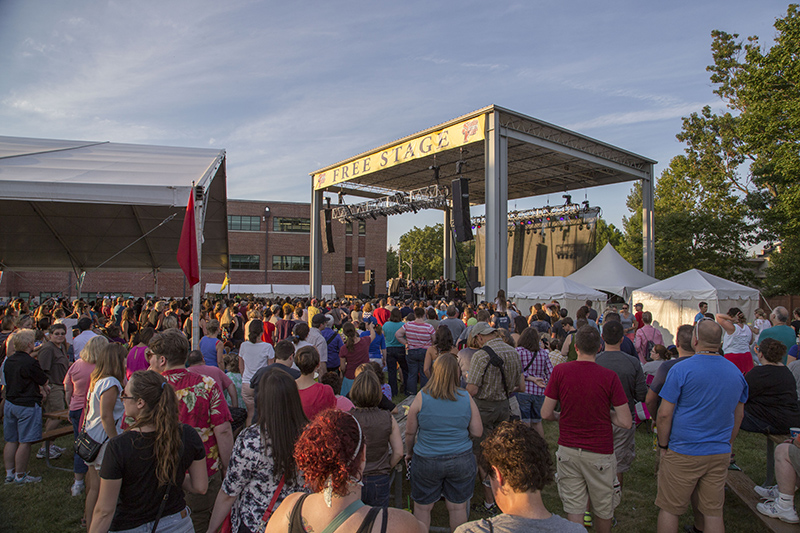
[192,185,203,351]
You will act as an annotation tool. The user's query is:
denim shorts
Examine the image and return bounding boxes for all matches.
[362,473,392,507]
[516,393,545,423]
[3,401,42,443]
[411,449,476,505]
[111,507,192,533]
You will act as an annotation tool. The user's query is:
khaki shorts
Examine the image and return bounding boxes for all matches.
[43,384,66,413]
[613,424,636,474]
[556,445,618,519]
[472,398,510,452]
[655,450,728,517]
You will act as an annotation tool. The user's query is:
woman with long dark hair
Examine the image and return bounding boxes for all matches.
[89,370,207,533]
[423,325,458,379]
[265,410,424,533]
[208,370,309,533]
[339,322,374,397]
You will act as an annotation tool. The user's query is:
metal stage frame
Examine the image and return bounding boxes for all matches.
[308,105,656,300]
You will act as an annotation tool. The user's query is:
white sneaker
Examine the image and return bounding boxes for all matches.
[14,473,42,484]
[757,500,800,524]
[51,444,65,454]
[71,482,85,496]
[755,484,780,500]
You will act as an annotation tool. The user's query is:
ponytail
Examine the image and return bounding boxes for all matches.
[342,322,357,351]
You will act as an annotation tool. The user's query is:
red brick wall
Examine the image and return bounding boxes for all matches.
[0,199,387,301]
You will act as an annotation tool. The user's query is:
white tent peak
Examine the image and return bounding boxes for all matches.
[634,269,757,300]
[566,243,658,300]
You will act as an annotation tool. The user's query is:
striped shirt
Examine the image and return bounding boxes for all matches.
[517,347,553,395]
[402,321,436,350]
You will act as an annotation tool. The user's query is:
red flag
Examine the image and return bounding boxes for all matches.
[177,191,199,286]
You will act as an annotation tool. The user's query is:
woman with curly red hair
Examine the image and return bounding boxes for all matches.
[266,409,425,533]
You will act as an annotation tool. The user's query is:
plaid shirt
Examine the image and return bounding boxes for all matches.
[467,338,522,402]
[517,347,553,395]
[163,368,232,477]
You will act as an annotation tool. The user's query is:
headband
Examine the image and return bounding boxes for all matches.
[346,412,363,462]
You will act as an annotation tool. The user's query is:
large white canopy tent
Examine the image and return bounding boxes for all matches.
[0,135,229,346]
[567,243,659,300]
[475,276,605,317]
[204,283,337,299]
[631,269,761,345]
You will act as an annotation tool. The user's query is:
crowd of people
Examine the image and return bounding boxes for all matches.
[2,293,800,532]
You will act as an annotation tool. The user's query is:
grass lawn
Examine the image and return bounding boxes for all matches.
[0,416,776,532]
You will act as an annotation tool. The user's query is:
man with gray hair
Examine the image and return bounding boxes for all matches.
[758,306,797,364]
[441,305,466,345]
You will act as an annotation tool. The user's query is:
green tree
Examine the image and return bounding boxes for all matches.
[594,218,623,255]
[386,246,399,280]
[397,224,474,287]
[618,183,643,269]
[707,6,800,293]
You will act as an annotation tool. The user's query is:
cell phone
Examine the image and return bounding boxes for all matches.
[34,341,42,348]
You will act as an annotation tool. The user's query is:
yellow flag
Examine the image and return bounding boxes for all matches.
[220,273,230,293]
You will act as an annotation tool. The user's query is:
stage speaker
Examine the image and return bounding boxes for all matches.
[466,266,479,302]
[361,281,375,298]
[365,269,375,283]
[321,207,335,254]
[452,178,473,242]
[389,278,400,295]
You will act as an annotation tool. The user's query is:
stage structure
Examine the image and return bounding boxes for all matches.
[309,105,656,300]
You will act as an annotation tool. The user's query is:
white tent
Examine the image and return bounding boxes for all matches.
[631,269,761,345]
[475,276,605,317]
[204,283,337,299]
[567,243,658,300]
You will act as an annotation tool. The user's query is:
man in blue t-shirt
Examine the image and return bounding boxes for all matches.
[655,319,748,533]
[693,302,708,324]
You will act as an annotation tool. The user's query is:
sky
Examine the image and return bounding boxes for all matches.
[0,0,789,249]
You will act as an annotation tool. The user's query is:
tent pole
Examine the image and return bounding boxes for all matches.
[192,185,203,351]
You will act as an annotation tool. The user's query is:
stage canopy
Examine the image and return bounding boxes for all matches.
[308,105,656,300]
[0,136,229,274]
[567,243,658,300]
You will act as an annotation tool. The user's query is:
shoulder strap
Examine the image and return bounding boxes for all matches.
[260,473,286,522]
[288,493,311,532]
[354,506,381,533]
[320,499,366,533]
[523,349,537,374]
[481,344,509,394]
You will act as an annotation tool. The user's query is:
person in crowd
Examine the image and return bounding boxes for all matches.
[119,307,138,345]
[186,350,239,409]
[373,299,391,326]
[265,409,425,533]
[655,318,748,533]
[634,311,664,364]
[619,304,637,340]
[440,305,466,345]
[542,326,631,533]
[208,370,308,533]
[361,321,386,366]
[596,321,647,490]
[467,322,524,516]
[339,322,374,397]
[423,325,458,379]
[754,308,772,334]
[238,319,274,425]
[320,370,354,411]
[125,327,155,379]
[396,307,437,395]
[200,319,225,368]
[634,302,645,330]
[0,315,15,362]
[223,351,245,419]
[89,370,207,533]
[64,335,108,496]
[548,337,567,367]
[406,355,481,531]
[515,327,552,438]
[383,308,408,397]
[318,313,344,374]
[758,306,797,364]
[694,302,709,324]
[740,338,800,434]
[35,322,71,460]
[295,346,336,420]
[755,437,800,524]
[73,317,98,362]
[3,329,49,485]
[349,370,403,507]
[292,321,312,353]
[645,325,696,428]
[307,313,329,377]
[643,344,670,379]
[148,329,233,533]
[454,421,585,533]
[716,308,755,374]
[83,343,127,531]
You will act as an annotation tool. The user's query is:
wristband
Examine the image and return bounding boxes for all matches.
[658,443,669,450]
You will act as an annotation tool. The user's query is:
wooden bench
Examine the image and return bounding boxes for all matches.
[34,425,75,472]
[391,394,415,509]
[727,469,800,532]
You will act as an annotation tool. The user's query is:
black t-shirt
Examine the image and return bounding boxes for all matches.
[3,351,49,407]
[100,424,205,531]
[745,365,800,433]
[792,320,800,337]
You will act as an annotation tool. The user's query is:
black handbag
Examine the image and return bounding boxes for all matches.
[74,409,108,462]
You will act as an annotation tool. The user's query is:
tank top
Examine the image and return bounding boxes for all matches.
[722,323,752,354]
[414,390,472,457]
[288,494,386,533]
[350,408,393,476]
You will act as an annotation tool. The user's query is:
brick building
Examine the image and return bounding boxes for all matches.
[0,199,387,301]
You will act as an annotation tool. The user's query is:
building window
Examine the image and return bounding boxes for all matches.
[272,255,310,271]
[230,254,260,270]
[40,291,61,299]
[345,221,353,235]
[345,257,353,273]
[273,217,310,233]
[358,220,366,236]
[227,215,261,231]
[358,257,366,274]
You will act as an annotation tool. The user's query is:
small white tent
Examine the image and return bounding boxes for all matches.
[475,276,605,317]
[567,243,658,300]
[204,283,337,299]
[631,269,760,345]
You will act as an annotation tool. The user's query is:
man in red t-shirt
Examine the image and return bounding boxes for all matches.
[373,298,390,326]
[541,326,631,533]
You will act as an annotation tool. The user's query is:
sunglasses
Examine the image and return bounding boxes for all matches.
[120,395,136,401]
